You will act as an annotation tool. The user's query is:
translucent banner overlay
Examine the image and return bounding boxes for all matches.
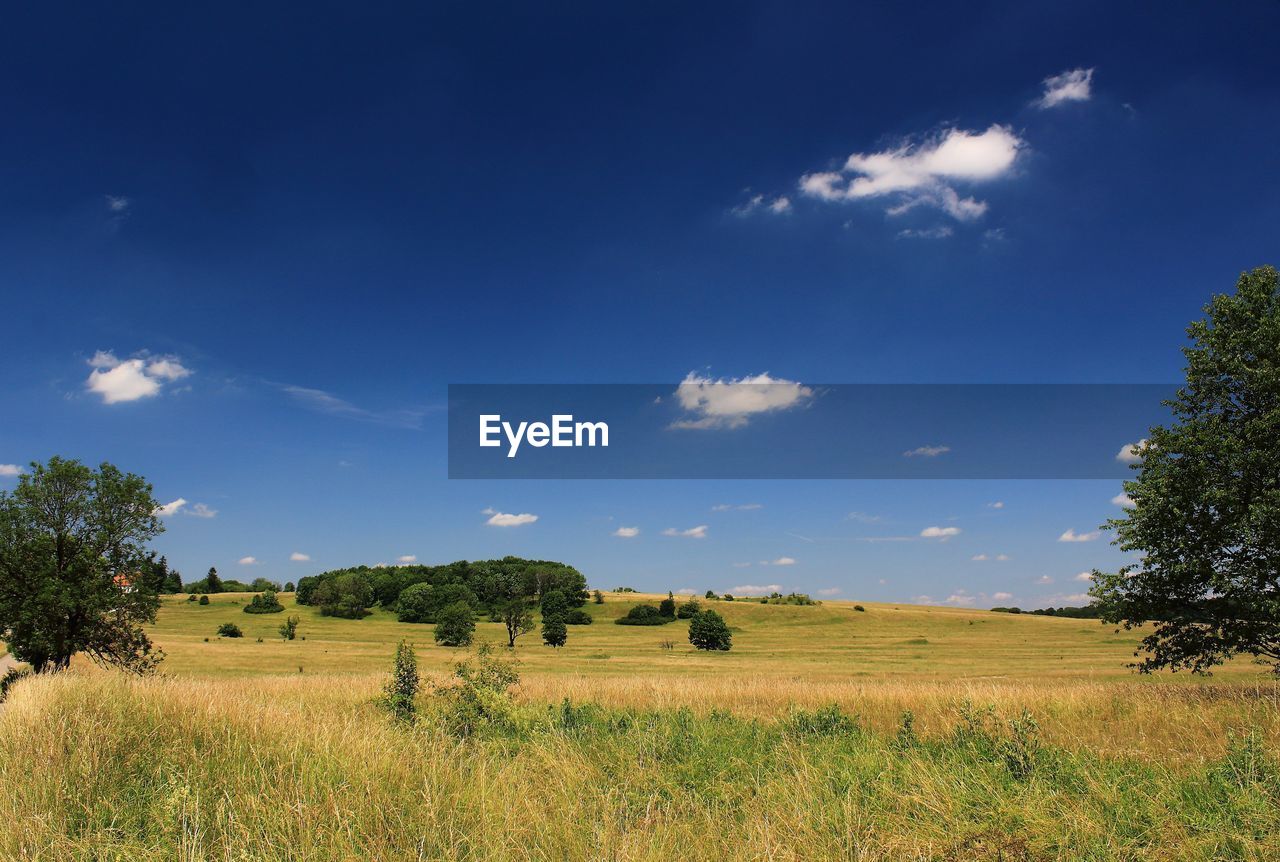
[447,384,1174,479]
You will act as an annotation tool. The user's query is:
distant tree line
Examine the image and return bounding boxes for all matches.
[990,605,1103,619]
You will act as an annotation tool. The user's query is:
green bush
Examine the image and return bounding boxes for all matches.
[565,608,592,625]
[854,605,866,612]
[216,623,243,638]
[186,594,197,602]
[592,590,604,604]
[688,610,732,651]
[658,593,677,618]
[278,615,299,640]
[434,643,521,737]
[615,604,670,626]
[434,601,476,647]
[198,595,210,606]
[676,599,702,619]
[243,590,285,614]
[383,640,419,722]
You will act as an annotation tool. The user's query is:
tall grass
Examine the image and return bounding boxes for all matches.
[2,669,1279,861]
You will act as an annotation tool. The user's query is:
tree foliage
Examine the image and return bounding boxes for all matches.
[0,457,164,673]
[434,601,476,646]
[688,610,732,651]
[1093,266,1280,673]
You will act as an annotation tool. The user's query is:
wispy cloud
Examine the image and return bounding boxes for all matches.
[1036,68,1094,109]
[662,525,708,539]
[711,503,762,511]
[397,555,417,564]
[988,501,1005,509]
[1036,575,1054,584]
[669,371,813,430]
[993,592,1013,601]
[732,584,782,596]
[817,587,841,596]
[760,557,796,566]
[188,503,217,518]
[281,385,426,429]
[904,445,950,458]
[1074,571,1094,582]
[153,498,216,519]
[731,193,792,217]
[897,226,953,239]
[921,526,962,539]
[85,350,192,404]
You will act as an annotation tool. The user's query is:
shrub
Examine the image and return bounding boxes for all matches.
[186,594,197,602]
[198,595,210,606]
[688,610,732,651]
[542,615,567,647]
[704,590,718,600]
[565,608,592,625]
[615,604,669,626]
[854,605,866,612]
[434,643,521,737]
[592,590,604,604]
[278,615,299,640]
[0,666,32,703]
[434,601,475,647]
[216,623,243,638]
[676,599,702,619]
[250,577,281,592]
[383,640,419,722]
[783,703,858,737]
[284,581,295,592]
[722,593,735,602]
[658,593,676,618]
[244,590,285,614]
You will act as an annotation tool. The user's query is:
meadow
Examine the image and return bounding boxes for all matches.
[2,592,1278,860]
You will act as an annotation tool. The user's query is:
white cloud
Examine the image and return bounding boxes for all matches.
[1074,571,1094,582]
[613,526,640,538]
[904,445,950,457]
[1037,68,1094,109]
[676,588,698,596]
[712,503,763,512]
[897,226,953,240]
[731,193,793,217]
[1058,528,1101,543]
[945,592,975,606]
[799,125,1023,222]
[485,510,539,527]
[105,194,131,213]
[993,592,1013,601]
[670,371,813,430]
[762,557,796,566]
[1111,492,1135,507]
[1116,440,1147,464]
[85,350,192,404]
[817,587,841,596]
[996,554,1011,561]
[971,554,989,561]
[921,526,962,539]
[988,501,1005,509]
[0,464,23,477]
[397,555,417,564]
[290,552,311,562]
[662,525,708,539]
[1036,575,1054,584]
[188,503,217,518]
[154,498,188,517]
[732,584,782,596]
[238,556,258,566]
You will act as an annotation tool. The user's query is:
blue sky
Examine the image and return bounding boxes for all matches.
[2,3,1277,606]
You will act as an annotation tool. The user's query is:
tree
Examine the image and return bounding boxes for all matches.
[205,567,223,594]
[1093,266,1280,673]
[198,595,210,605]
[384,640,419,722]
[540,589,569,619]
[659,591,676,618]
[250,577,280,592]
[278,615,299,640]
[593,589,604,604]
[434,601,475,646]
[688,610,732,651]
[542,615,567,647]
[284,581,295,593]
[216,622,243,638]
[0,457,164,673]
[244,590,284,614]
[677,598,702,619]
[498,597,534,647]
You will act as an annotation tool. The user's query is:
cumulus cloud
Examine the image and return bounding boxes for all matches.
[920,526,962,539]
[761,557,796,566]
[85,350,192,404]
[988,501,1005,509]
[397,555,418,564]
[1116,440,1147,464]
[971,554,989,561]
[1074,571,1094,582]
[993,592,1013,601]
[799,125,1023,222]
[945,591,975,606]
[1112,492,1135,507]
[154,498,188,517]
[1058,528,1101,543]
[238,556,258,566]
[670,371,814,430]
[613,526,640,538]
[0,464,21,477]
[904,445,950,457]
[662,525,708,539]
[290,552,311,562]
[1037,68,1094,109]
[732,584,782,596]
[483,508,539,527]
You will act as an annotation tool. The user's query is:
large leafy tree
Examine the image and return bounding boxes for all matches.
[0,457,165,673]
[1092,266,1280,673]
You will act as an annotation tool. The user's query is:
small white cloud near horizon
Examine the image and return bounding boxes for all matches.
[1036,575,1054,584]
[904,445,950,458]
[662,525,708,539]
[1112,492,1136,507]
[397,555,417,564]
[1059,528,1101,543]
[993,591,1014,601]
[0,464,23,477]
[85,350,192,404]
[238,556,258,566]
[676,588,698,596]
[996,553,1011,561]
[1074,571,1095,582]
[1116,440,1147,464]
[945,591,975,606]
[484,508,539,527]
[1037,68,1095,109]
[670,371,813,430]
[290,552,311,562]
[761,556,796,566]
[971,554,989,561]
[613,526,640,538]
[732,584,782,596]
[921,526,962,539]
[798,124,1024,222]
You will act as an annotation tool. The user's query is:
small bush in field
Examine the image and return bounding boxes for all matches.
[434,643,521,737]
[565,608,592,625]
[216,623,242,638]
[244,590,285,614]
[854,605,866,612]
[676,599,701,619]
[278,615,300,640]
[186,594,197,602]
[384,640,419,722]
[198,595,210,605]
[615,604,669,626]
[783,704,858,737]
[592,590,604,604]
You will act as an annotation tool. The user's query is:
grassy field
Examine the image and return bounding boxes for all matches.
[3,592,1279,860]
